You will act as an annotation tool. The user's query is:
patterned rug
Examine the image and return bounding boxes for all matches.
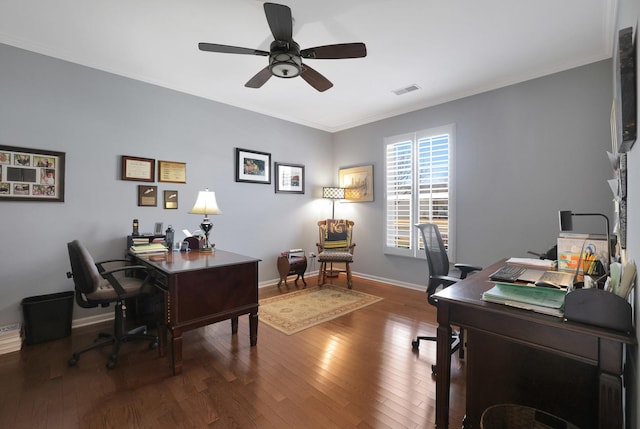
[259,285,383,335]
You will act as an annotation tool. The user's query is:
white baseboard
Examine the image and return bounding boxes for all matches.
[259,270,425,292]
[0,323,21,355]
[0,272,424,356]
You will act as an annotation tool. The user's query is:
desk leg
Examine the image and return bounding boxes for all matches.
[231,316,239,334]
[249,312,258,346]
[436,304,452,429]
[171,331,183,375]
[598,338,624,428]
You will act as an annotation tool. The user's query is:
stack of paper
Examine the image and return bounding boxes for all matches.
[130,243,168,254]
[482,282,567,317]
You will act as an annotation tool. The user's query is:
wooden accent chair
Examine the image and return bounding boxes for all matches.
[316,219,356,288]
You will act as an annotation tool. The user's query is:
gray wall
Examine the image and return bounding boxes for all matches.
[0,44,614,330]
[0,43,334,324]
[333,60,613,286]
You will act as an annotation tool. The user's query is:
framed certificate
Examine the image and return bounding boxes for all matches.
[122,156,155,182]
[158,160,186,183]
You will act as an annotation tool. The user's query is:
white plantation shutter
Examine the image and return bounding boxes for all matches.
[384,125,455,259]
[385,138,413,250]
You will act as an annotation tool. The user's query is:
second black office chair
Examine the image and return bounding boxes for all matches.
[413,223,482,374]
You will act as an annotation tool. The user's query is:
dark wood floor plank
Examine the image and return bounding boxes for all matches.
[0,275,467,428]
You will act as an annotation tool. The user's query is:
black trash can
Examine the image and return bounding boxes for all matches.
[21,291,74,345]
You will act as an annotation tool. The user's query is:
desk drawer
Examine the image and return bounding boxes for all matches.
[170,261,258,325]
[452,305,599,363]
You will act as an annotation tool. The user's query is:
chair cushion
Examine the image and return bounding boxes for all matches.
[323,219,350,250]
[86,275,151,301]
[318,250,353,262]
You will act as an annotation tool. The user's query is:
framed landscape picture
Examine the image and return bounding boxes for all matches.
[339,164,374,202]
[235,148,271,184]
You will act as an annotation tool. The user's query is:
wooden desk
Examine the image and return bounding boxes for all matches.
[434,260,635,429]
[131,250,260,375]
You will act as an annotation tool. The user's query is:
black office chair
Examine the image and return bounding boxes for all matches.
[412,223,482,374]
[66,240,158,369]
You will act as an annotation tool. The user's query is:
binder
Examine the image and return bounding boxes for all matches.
[482,282,567,317]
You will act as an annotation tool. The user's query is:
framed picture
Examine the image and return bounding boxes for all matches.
[275,162,305,194]
[339,164,374,202]
[0,145,65,202]
[137,185,157,207]
[235,148,271,184]
[164,190,178,209]
[122,156,155,182]
[158,160,187,183]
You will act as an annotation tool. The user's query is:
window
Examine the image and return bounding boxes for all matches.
[384,124,455,259]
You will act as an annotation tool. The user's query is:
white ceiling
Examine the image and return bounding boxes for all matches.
[0,0,617,132]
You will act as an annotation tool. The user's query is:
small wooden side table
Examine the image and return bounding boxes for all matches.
[277,255,307,287]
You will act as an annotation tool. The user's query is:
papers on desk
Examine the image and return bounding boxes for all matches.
[506,257,555,268]
[482,282,567,317]
[130,243,168,254]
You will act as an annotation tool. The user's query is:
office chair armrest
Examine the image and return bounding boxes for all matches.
[454,263,482,279]
[99,265,153,297]
[431,275,459,288]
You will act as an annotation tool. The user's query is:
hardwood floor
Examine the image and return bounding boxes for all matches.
[0,276,467,428]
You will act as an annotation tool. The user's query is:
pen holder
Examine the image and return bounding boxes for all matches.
[564,288,632,333]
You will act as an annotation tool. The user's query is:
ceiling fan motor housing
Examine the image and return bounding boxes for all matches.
[269,40,302,78]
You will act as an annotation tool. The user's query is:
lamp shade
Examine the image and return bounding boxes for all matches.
[189,190,223,215]
[323,187,345,200]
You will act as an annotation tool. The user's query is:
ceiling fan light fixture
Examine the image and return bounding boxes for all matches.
[270,53,301,78]
[269,40,301,78]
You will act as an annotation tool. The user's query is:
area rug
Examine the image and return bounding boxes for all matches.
[259,285,383,335]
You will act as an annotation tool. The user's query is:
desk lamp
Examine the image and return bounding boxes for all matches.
[189,189,222,252]
[558,210,611,268]
[322,187,345,219]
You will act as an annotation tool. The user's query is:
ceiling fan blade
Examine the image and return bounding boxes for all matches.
[199,43,269,56]
[245,66,273,88]
[300,64,333,92]
[264,3,293,42]
[301,43,367,59]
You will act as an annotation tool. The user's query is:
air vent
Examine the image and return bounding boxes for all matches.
[392,84,420,96]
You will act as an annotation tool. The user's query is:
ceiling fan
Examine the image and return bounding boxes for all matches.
[198,2,367,92]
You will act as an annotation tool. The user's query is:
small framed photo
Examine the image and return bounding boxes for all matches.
[235,148,271,184]
[164,190,178,209]
[275,162,305,194]
[339,164,374,202]
[158,160,186,183]
[137,185,157,206]
[154,222,163,235]
[122,156,155,182]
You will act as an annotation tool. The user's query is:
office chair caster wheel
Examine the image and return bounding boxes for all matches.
[412,340,420,350]
[149,340,158,350]
[68,353,79,366]
[106,358,117,369]
[431,364,437,375]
